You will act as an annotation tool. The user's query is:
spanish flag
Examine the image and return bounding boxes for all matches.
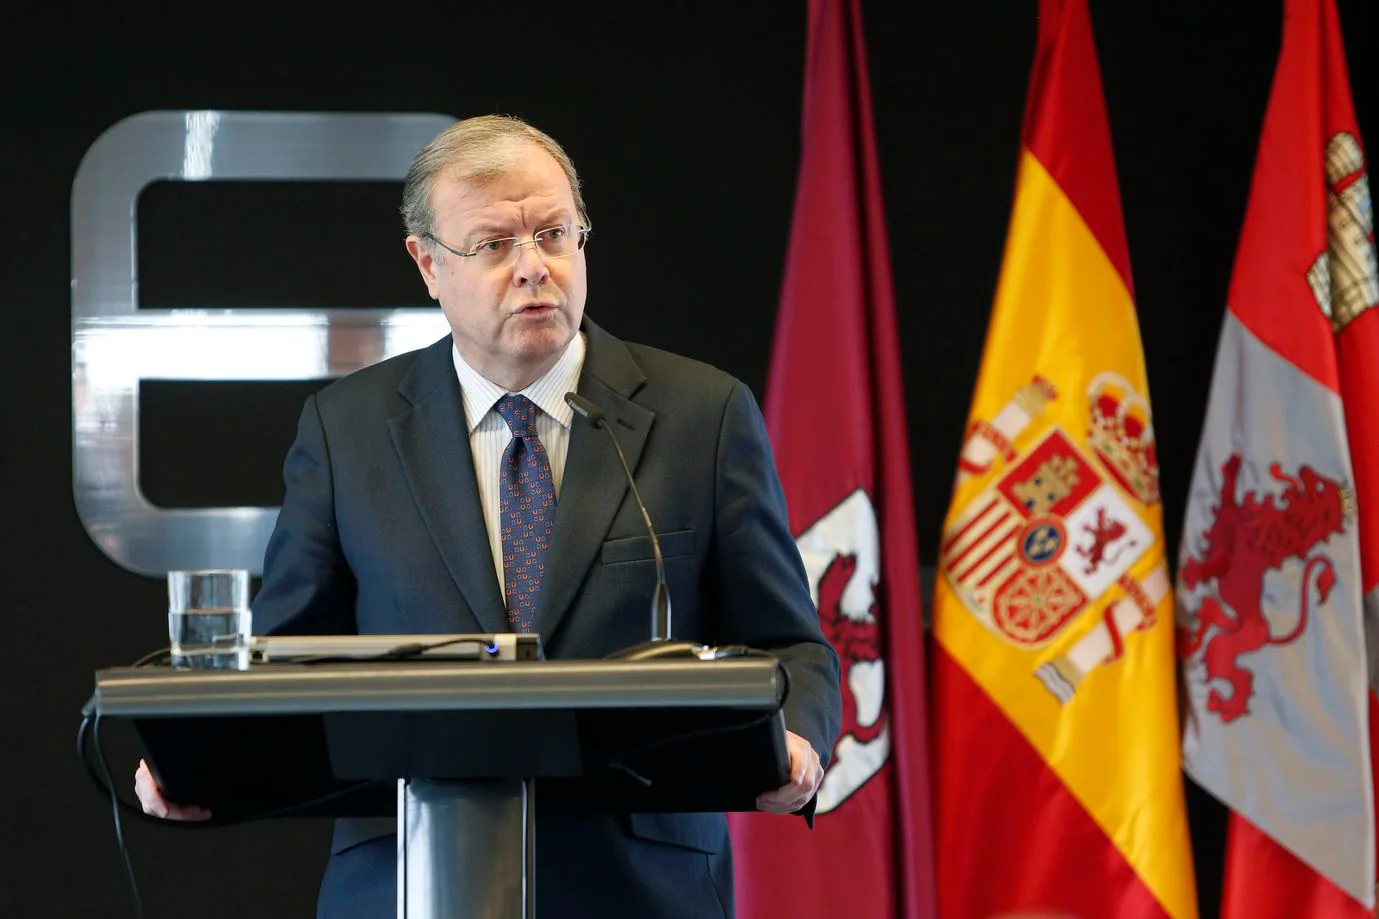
[930,1,1197,917]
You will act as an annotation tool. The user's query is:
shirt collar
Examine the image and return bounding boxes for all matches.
[452,331,586,434]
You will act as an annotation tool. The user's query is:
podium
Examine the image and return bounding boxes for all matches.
[90,656,791,919]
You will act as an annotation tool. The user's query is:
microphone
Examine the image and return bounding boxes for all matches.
[565,392,697,660]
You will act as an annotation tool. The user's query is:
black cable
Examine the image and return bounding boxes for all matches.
[91,710,144,919]
[81,637,498,916]
[131,636,494,668]
[78,711,383,830]
[80,637,485,846]
[288,637,494,665]
[129,647,172,668]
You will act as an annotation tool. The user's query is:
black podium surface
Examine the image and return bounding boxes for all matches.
[92,654,797,918]
[94,656,793,822]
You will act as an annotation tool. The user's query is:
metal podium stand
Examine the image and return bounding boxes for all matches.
[90,658,790,919]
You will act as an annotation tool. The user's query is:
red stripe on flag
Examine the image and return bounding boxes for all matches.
[975,554,1017,590]
[1220,814,1371,919]
[953,516,1016,582]
[1022,0,1133,296]
[942,499,1001,555]
[933,645,1169,919]
[1220,0,1351,392]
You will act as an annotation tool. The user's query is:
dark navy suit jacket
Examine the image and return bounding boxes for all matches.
[252,316,841,918]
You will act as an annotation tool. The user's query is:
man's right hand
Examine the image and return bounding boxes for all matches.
[134,758,213,821]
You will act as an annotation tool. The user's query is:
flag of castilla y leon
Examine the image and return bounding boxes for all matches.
[1175,0,1379,916]
[930,1,1197,917]
[726,0,936,917]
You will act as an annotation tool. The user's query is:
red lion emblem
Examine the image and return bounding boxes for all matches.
[1177,454,1347,722]
[816,553,884,748]
[1076,507,1134,575]
[796,489,888,814]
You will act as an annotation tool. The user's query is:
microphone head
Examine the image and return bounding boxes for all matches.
[564,391,607,427]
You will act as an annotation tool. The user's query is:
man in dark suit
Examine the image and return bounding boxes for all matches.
[135,113,840,918]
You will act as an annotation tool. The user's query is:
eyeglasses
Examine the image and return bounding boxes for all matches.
[424,224,592,268]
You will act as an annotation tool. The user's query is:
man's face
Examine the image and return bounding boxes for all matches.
[406,144,587,389]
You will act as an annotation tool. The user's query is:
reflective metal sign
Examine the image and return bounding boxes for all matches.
[72,110,454,577]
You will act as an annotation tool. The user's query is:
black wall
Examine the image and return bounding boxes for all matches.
[2,3,1375,917]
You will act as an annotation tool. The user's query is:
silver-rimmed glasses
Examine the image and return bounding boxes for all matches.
[424,224,592,268]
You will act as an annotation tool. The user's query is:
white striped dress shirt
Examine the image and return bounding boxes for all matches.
[451,332,587,602]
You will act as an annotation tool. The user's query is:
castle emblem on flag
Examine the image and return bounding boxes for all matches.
[1177,454,1352,723]
[1306,131,1376,332]
[943,373,1164,701]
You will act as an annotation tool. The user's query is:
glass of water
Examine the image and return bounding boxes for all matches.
[167,569,252,670]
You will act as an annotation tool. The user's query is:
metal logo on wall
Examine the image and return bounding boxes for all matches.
[71,110,454,577]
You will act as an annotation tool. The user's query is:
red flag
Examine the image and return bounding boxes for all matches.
[726,0,936,916]
[1175,0,1379,917]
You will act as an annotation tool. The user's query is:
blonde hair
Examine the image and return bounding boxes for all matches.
[400,114,588,242]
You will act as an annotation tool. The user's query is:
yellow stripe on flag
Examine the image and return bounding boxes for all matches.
[933,150,1195,919]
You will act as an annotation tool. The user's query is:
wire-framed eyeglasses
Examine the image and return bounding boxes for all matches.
[424,224,592,268]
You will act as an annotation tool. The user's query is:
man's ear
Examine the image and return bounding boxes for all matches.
[405,235,442,300]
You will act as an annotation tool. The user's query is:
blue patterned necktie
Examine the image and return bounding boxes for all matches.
[495,395,556,633]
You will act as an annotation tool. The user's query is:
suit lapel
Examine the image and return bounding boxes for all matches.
[535,319,652,640]
[388,338,509,635]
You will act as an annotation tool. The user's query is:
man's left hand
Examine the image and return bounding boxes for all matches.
[755,730,823,814]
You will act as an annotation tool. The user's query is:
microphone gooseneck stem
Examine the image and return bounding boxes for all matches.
[563,391,673,642]
[603,425,671,642]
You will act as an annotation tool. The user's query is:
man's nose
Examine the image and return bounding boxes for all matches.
[510,240,550,285]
